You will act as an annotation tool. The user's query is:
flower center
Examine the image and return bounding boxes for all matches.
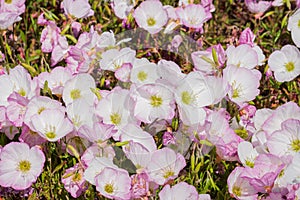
[137,71,147,81]
[147,17,156,27]
[163,170,174,179]
[285,62,295,72]
[104,183,114,194]
[18,88,26,97]
[72,172,82,182]
[181,91,192,105]
[18,160,31,173]
[291,139,300,152]
[37,107,46,114]
[150,95,163,107]
[245,160,254,168]
[70,89,81,100]
[5,0,12,3]
[46,131,56,139]
[110,113,121,125]
[298,20,300,28]
[232,185,242,197]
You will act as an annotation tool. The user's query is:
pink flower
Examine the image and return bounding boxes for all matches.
[0,142,45,190]
[245,0,272,15]
[176,4,210,29]
[146,147,186,185]
[40,21,61,53]
[133,1,168,34]
[130,172,150,199]
[95,167,131,200]
[62,0,94,19]
[19,125,47,147]
[159,182,199,200]
[227,167,258,199]
[62,164,87,198]
[239,28,255,47]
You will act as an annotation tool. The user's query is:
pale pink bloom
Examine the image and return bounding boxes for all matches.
[192,44,226,74]
[130,83,175,123]
[0,12,22,30]
[71,21,81,38]
[215,129,243,161]
[176,4,210,29]
[163,131,176,146]
[159,182,199,200]
[268,45,300,82]
[62,73,96,106]
[157,59,186,88]
[175,72,227,125]
[201,0,215,14]
[120,124,157,152]
[6,92,29,127]
[19,125,47,147]
[242,154,285,193]
[62,0,94,18]
[31,109,73,142]
[164,5,178,20]
[267,119,300,158]
[111,0,134,19]
[37,66,73,95]
[66,99,95,131]
[100,47,136,72]
[83,157,118,185]
[239,28,255,47]
[130,58,159,84]
[238,141,259,168]
[62,164,87,198]
[95,167,131,200]
[51,36,69,66]
[130,172,150,199]
[23,96,65,132]
[288,9,300,47]
[223,65,261,104]
[115,63,132,82]
[170,35,183,52]
[78,122,116,143]
[123,141,152,171]
[283,153,300,185]
[37,13,47,25]
[261,101,300,136]
[66,46,91,73]
[40,21,61,53]
[245,0,272,15]
[146,147,186,185]
[133,1,168,34]
[227,167,258,199]
[81,143,116,166]
[0,65,39,104]
[226,44,258,69]
[0,142,45,190]
[0,0,25,13]
[95,87,136,132]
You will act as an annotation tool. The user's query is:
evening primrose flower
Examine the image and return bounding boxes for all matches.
[130,58,159,85]
[267,119,300,158]
[238,141,259,168]
[227,167,258,199]
[133,1,168,34]
[159,182,199,200]
[176,4,210,29]
[0,142,45,190]
[62,0,94,19]
[288,9,300,47]
[62,73,96,106]
[268,45,300,82]
[131,83,175,123]
[31,109,73,142]
[223,65,260,104]
[146,147,186,185]
[226,44,258,69]
[95,167,131,200]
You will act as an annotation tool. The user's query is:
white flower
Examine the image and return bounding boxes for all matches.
[268,45,300,82]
